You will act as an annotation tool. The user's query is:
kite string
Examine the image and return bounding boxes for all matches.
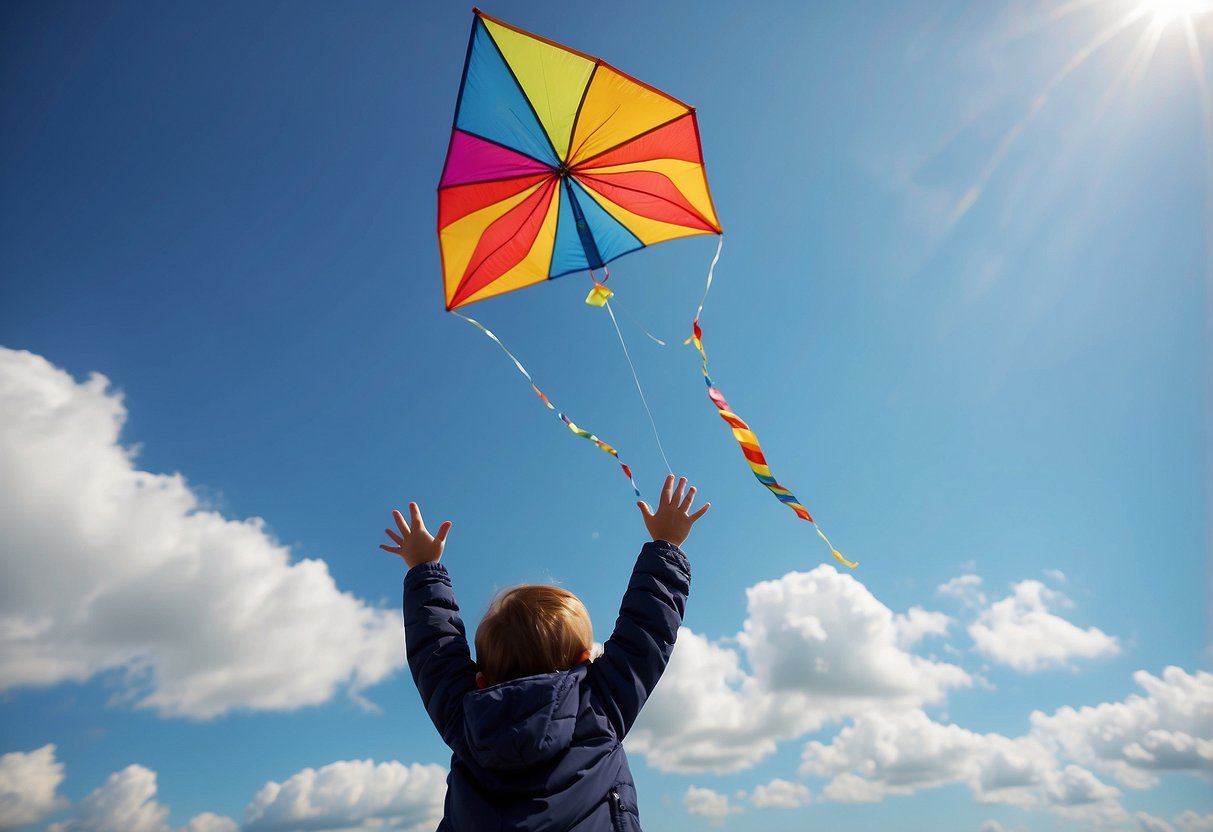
[687,236,857,568]
[604,299,674,475]
[606,297,667,346]
[451,310,641,497]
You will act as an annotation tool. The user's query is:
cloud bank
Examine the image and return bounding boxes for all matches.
[11,747,443,832]
[0,745,66,829]
[796,667,1212,824]
[628,565,971,773]
[0,347,404,718]
[244,759,447,832]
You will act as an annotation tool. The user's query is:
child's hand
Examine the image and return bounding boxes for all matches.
[380,503,452,569]
[637,475,710,547]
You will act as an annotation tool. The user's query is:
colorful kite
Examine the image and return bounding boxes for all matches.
[437,9,853,566]
[437,8,720,493]
[438,9,721,309]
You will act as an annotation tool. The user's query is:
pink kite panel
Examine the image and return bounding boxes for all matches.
[440,130,553,188]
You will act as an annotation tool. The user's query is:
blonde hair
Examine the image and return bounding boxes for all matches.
[474,585,593,686]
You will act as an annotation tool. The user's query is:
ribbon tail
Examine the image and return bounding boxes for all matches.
[690,237,856,568]
[452,311,641,498]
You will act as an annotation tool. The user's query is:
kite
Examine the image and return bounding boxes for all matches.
[437,9,854,566]
[437,7,719,495]
[438,8,721,309]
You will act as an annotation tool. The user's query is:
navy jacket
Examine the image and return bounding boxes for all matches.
[403,540,690,831]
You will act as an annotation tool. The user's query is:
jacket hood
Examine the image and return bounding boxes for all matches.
[462,666,583,771]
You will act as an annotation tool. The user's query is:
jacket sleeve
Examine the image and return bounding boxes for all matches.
[589,540,690,739]
[403,562,478,750]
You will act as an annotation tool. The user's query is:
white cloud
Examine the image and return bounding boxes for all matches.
[0,744,66,829]
[682,786,741,821]
[894,606,953,648]
[1137,813,1176,832]
[0,348,405,718]
[801,709,1048,806]
[46,765,169,832]
[747,778,810,809]
[799,708,1126,823]
[1030,667,1213,788]
[979,822,1029,832]
[793,668,1213,822]
[627,566,970,773]
[243,759,447,832]
[968,580,1119,672]
[180,815,239,832]
[1175,811,1213,832]
[938,574,987,608]
[45,764,235,832]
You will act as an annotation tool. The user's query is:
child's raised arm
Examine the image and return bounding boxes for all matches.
[591,475,707,739]
[382,502,476,754]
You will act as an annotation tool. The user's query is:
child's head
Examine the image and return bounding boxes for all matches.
[474,585,593,687]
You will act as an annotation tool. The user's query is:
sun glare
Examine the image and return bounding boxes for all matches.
[1133,0,1213,26]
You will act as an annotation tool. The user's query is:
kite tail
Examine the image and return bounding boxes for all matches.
[452,311,642,498]
[689,237,857,569]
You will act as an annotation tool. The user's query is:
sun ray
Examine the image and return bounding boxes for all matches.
[1092,17,1165,121]
[1179,15,1213,281]
[948,6,1149,228]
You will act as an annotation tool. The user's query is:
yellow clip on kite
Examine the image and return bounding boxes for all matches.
[585,282,614,307]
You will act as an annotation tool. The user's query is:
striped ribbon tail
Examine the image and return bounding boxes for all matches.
[689,240,856,568]
[452,312,641,498]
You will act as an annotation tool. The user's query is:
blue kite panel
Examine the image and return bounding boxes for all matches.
[549,182,590,277]
[571,178,644,267]
[456,20,559,167]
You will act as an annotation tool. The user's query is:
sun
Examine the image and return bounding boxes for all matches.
[1132,0,1213,26]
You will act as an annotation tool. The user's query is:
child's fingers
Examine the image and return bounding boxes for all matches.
[689,502,711,521]
[379,543,403,554]
[636,500,654,519]
[392,510,412,537]
[384,528,404,545]
[409,502,426,533]
[434,521,452,545]
[659,474,675,506]
[671,477,687,507]
[679,485,697,513]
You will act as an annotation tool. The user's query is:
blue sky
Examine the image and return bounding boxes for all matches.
[0,1,1209,830]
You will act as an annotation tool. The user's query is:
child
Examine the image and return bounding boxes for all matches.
[380,475,709,831]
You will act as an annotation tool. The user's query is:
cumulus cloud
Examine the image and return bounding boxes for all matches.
[794,668,1212,822]
[1175,812,1213,832]
[1137,813,1176,832]
[38,756,444,832]
[0,744,66,829]
[682,786,741,821]
[938,574,988,608]
[1031,667,1213,788]
[627,566,970,773]
[747,778,810,809]
[0,348,405,718]
[243,759,447,832]
[1043,569,1067,584]
[46,764,235,832]
[799,708,1126,824]
[180,815,239,832]
[968,580,1119,672]
[801,709,1049,806]
[894,607,953,648]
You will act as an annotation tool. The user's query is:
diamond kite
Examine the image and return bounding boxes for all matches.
[438,8,723,311]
